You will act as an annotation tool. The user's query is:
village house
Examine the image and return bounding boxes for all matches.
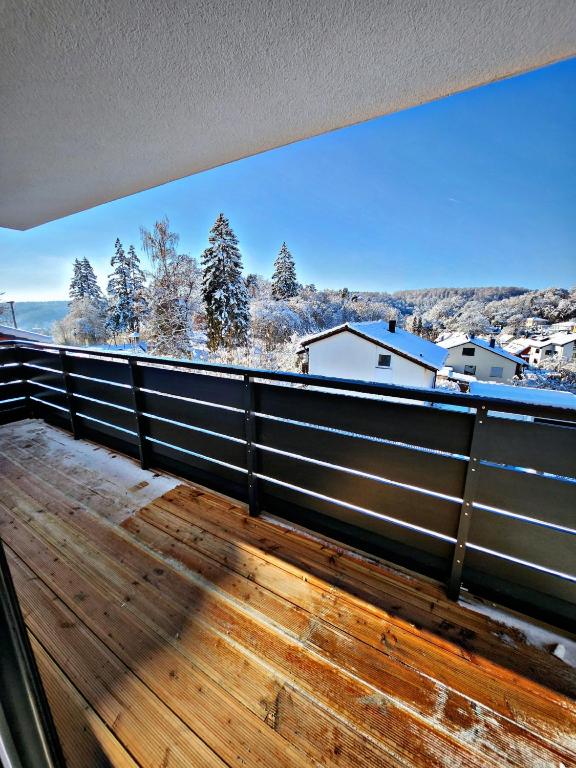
[523,332,576,367]
[437,333,526,383]
[299,320,448,387]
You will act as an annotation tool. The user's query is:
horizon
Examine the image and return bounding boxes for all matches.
[1,58,575,301]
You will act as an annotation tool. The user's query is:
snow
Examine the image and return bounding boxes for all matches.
[521,332,576,349]
[0,324,52,342]
[469,381,576,407]
[438,333,527,365]
[461,594,576,669]
[302,321,448,370]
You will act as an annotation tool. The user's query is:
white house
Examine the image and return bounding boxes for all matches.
[437,334,526,383]
[523,333,576,367]
[299,320,448,388]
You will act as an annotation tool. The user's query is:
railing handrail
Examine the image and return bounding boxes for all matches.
[2,338,575,422]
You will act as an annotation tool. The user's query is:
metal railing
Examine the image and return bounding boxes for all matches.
[1,340,575,629]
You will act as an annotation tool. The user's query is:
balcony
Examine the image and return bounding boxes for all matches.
[1,340,575,767]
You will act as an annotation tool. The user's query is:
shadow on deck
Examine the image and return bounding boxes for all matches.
[0,420,575,767]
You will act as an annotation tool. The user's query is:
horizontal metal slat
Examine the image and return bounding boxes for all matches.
[139,366,244,409]
[21,348,63,372]
[0,347,18,365]
[30,388,69,411]
[140,390,245,441]
[256,383,475,455]
[463,549,576,608]
[0,383,27,401]
[27,370,66,390]
[68,376,134,408]
[144,417,246,469]
[74,399,136,432]
[259,479,453,562]
[0,404,28,424]
[257,449,460,538]
[66,355,131,385]
[469,507,576,579]
[475,416,576,478]
[146,439,246,486]
[76,414,139,445]
[475,464,576,530]
[0,364,22,384]
[256,415,466,498]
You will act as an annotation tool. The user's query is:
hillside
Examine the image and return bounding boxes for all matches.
[1,301,68,334]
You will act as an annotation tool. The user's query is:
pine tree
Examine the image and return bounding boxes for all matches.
[271,242,298,300]
[69,257,105,306]
[126,244,147,333]
[69,258,85,303]
[106,239,131,337]
[201,213,249,351]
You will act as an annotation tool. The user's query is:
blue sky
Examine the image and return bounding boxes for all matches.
[1,58,575,301]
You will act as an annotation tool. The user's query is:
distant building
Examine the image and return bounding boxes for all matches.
[525,316,549,332]
[548,320,576,334]
[298,320,448,388]
[523,333,576,367]
[0,324,52,343]
[437,334,526,383]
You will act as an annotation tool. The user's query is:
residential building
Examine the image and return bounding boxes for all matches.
[524,332,576,366]
[437,333,526,383]
[299,320,447,387]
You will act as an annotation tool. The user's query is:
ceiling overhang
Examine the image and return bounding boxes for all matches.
[2,0,575,230]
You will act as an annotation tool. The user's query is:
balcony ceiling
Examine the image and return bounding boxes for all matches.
[2,1,575,230]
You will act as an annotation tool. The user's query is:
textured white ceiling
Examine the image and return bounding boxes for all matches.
[2,0,575,230]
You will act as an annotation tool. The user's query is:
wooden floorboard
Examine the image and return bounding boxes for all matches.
[0,420,575,768]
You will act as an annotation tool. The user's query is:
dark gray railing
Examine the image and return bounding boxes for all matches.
[1,340,575,629]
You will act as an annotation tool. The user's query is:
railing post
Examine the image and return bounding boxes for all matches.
[59,349,80,439]
[447,403,486,600]
[243,374,259,516]
[128,358,148,470]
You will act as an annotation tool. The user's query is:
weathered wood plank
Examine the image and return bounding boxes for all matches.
[30,636,140,768]
[6,547,226,768]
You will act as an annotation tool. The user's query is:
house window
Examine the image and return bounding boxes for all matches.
[377,354,391,368]
[462,347,475,356]
[544,349,553,356]
[464,364,476,375]
[490,366,503,378]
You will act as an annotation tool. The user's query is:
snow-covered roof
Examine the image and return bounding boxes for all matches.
[523,332,576,349]
[504,338,533,355]
[469,381,576,408]
[437,333,526,365]
[0,324,52,342]
[301,321,448,370]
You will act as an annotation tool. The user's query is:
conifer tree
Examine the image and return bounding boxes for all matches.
[271,242,298,300]
[201,213,249,351]
[106,239,131,337]
[69,258,85,303]
[126,244,147,332]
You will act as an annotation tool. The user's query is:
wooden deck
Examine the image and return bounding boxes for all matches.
[0,420,575,767]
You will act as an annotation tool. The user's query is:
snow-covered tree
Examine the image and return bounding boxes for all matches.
[271,242,298,300]
[69,257,105,306]
[106,239,131,338]
[53,297,107,345]
[141,217,200,358]
[106,239,148,339]
[126,244,148,332]
[201,213,249,351]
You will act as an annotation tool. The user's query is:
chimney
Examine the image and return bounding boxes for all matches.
[489,337,496,348]
[388,319,396,333]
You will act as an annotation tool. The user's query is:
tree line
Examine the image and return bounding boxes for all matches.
[53,213,302,360]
